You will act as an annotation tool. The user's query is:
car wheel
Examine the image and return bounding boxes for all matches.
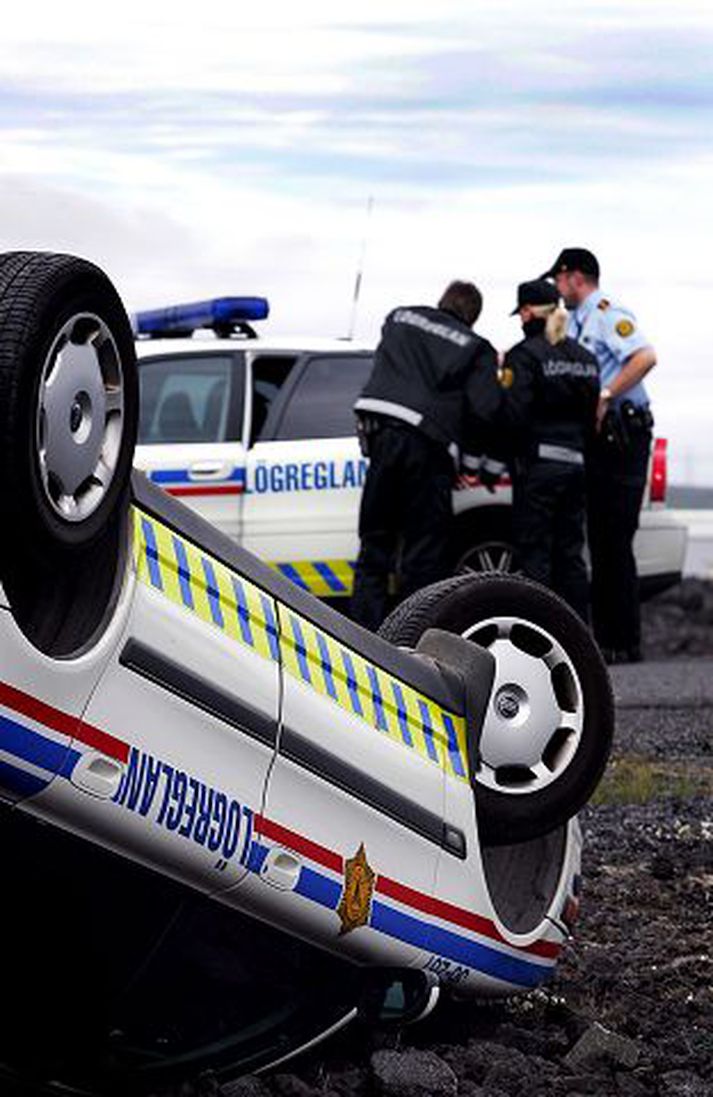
[378,573,613,844]
[452,508,514,575]
[0,252,138,554]
[455,537,514,575]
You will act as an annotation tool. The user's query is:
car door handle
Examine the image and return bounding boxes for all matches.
[188,460,229,479]
[260,847,302,890]
[70,751,125,799]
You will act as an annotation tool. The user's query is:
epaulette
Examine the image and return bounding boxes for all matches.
[597,298,610,311]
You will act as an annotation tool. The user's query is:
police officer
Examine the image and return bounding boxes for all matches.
[501,279,599,621]
[542,248,657,662]
[350,280,500,631]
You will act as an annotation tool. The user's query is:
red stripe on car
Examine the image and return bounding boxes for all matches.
[0,681,129,763]
[167,485,244,497]
[256,812,560,959]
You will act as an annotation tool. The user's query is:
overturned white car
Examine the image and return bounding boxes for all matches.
[0,254,613,1095]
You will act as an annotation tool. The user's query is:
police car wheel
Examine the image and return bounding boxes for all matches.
[378,572,613,845]
[452,508,514,575]
[0,252,137,553]
[455,537,513,575]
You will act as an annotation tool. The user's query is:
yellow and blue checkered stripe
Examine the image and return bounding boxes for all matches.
[133,510,279,663]
[133,509,469,782]
[277,606,468,781]
[269,560,355,598]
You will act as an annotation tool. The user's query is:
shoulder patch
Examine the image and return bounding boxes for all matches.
[597,298,610,311]
[615,318,635,338]
[499,365,514,389]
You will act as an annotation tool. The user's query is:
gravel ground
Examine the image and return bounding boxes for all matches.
[642,578,713,661]
[222,583,713,1097]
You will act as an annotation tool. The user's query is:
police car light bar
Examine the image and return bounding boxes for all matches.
[134,296,269,339]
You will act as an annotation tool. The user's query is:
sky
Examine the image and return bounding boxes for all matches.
[0,0,711,481]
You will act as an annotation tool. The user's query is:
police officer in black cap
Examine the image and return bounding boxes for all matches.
[542,247,656,662]
[350,280,501,631]
[500,278,599,621]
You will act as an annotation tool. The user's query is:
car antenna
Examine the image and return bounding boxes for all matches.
[345,195,374,341]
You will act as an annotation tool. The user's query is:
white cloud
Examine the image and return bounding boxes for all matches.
[0,2,711,479]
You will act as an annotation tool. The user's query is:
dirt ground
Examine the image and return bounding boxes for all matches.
[237,584,713,1097]
[241,798,710,1097]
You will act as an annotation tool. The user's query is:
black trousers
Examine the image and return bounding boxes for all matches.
[586,429,651,654]
[350,424,453,631]
[511,459,589,621]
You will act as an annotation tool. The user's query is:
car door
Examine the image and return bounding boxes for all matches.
[134,350,247,543]
[46,490,281,898]
[235,600,468,969]
[243,353,373,598]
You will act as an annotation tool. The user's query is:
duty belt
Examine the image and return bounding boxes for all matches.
[537,443,584,466]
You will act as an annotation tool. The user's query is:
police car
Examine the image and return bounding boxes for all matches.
[132,296,687,603]
[0,254,613,1095]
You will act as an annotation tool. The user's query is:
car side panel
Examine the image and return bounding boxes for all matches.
[0,562,137,806]
[236,600,469,968]
[243,438,366,592]
[634,509,688,584]
[430,777,574,997]
[135,440,246,543]
[28,508,280,897]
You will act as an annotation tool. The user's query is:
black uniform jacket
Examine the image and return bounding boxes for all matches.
[501,333,600,458]
[354,305,501,463]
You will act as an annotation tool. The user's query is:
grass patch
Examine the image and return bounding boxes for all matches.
[591,756,713,806]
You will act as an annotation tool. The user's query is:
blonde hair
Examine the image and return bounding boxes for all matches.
[530,303,568,345]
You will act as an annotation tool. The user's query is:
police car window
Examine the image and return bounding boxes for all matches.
[275,354,374,440]
[250,354,298,444]
[138,355,240,445]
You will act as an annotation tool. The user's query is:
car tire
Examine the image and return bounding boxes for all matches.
[452,508,514,575]
[0,251,138,555]
[378,572,613,844]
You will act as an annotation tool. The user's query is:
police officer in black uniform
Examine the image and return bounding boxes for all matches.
[501,279,599,621]
[350,280,500,631]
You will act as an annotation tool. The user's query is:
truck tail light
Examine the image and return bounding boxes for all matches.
[650,437,667,504]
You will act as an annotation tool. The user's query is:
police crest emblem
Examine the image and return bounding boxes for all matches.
[499,366,514,389]
[337,842,375,935]
[615,318,635,337]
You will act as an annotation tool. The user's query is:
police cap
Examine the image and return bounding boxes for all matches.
[541,247,600,280]
[510,278,560,315]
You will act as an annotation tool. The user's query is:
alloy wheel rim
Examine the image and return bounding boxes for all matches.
[462,615,584,794]
[457,540,513,574]
[36,312,124,523]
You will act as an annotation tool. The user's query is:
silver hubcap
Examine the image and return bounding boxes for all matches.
[463,615,584,794]
[36,313,124,523]
[457,541,513,574]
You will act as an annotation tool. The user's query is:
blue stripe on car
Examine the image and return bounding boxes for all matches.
[150,467,245,485]
[0,715,78,774]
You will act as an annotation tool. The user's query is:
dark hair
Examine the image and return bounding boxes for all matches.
[438,281,483,327]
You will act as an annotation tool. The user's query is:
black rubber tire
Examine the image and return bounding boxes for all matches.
[451,506,514,575]
[379,572,614,844]
[0,251,138,555]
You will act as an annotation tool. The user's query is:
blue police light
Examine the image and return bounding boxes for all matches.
[134,296,269,339]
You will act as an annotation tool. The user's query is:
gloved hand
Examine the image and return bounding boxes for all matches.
[478,466,500,494]
[478,456,506,493]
